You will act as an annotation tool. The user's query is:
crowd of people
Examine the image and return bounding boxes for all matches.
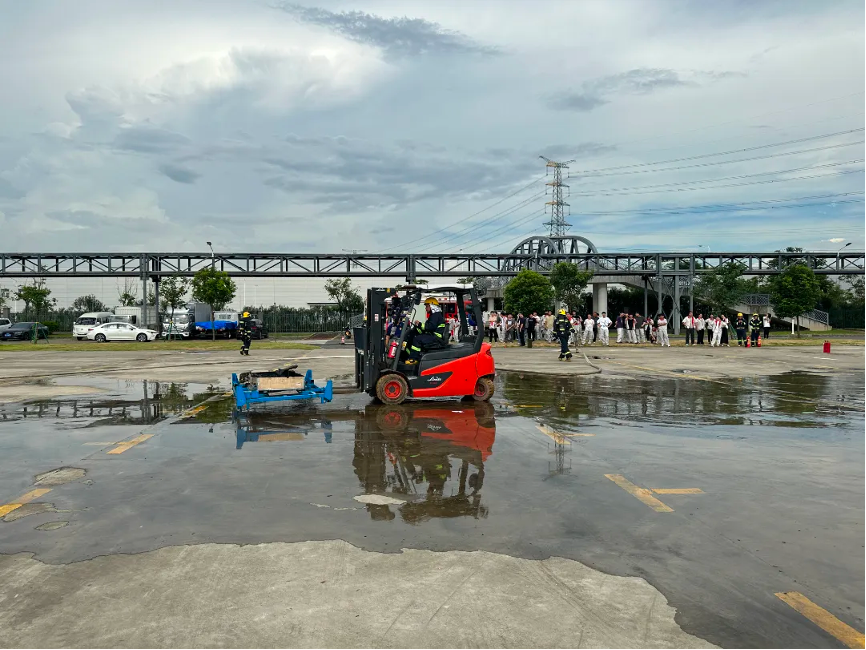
[477,310,774,348]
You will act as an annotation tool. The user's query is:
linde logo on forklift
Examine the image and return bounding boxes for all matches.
[356,285,496,405]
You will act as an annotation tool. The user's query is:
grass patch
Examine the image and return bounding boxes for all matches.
[0,340,318,353]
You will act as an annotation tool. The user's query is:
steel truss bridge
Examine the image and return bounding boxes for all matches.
[1,251,863,280]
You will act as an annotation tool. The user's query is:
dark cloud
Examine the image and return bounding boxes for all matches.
[274,3,499,58]
[548,67,743,112]
[159,163,200,184]
[114,126,191,153]
[546,93,609,112]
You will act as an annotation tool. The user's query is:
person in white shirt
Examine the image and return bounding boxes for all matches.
[696,314,705,345]
[656,313,670,347]
[582,314,595,345]
[636,313,645,343]
[710,316,723,347]
[762,313,771,339]
[682,311,696,346]
[597,312,612,346]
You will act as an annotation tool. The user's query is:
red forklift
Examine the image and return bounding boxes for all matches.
[354,285,495,405]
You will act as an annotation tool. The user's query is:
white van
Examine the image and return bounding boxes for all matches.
[73,312,114,339]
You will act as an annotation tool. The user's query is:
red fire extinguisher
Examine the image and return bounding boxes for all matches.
[387,340,399,359]
[757,335,762,347]
[823,340,831,354]
[746,336,751,348]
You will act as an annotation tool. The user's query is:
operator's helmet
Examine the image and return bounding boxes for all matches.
[424,297,440,306]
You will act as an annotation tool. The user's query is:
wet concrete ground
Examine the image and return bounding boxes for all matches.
[0,367,863,648]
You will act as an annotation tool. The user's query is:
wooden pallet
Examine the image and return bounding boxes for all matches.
[256,376,304,391]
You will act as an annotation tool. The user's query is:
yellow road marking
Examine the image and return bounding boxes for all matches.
[0,488,52,518]
[536,424,594,444]
[776,592,865,649]
[107,434,154,455]
[605,474,674,512]
[651,488,704,494]
[180,405,208,418]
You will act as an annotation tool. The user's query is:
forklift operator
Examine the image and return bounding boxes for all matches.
[407,297,448,362]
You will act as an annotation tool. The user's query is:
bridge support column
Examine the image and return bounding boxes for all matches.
[487,297,495,313]
[153,276,161,335]
[141,272,148,334]
[592,282,608,317]
[673,278,681,335]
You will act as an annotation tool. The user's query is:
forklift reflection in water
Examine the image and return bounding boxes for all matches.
[354,403,495,523]
[230,401,495,523]
[355,285,495,405]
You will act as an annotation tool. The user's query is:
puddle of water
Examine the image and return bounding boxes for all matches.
[0,379,225,427]
[35,521,69,531]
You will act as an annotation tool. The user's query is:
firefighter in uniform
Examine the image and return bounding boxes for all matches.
[408,297,448,362]
[238,311,253,355]
[553,308,573,361]
[749,313,762,346]
[735,312,747,346]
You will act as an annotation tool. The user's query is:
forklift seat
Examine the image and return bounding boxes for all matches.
[421,342,476,362]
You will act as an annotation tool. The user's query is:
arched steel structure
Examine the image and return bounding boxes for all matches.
[504,235,598,273]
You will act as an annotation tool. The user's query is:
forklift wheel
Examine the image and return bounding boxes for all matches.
[471,377,495,402]
[376,374,408,405]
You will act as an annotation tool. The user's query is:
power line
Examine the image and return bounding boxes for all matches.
[422,191,548,253]
[571,159,863,195]
[572,127,864,174]
[578,140,864,179]
[568,167,863,199]
[381,175,545,252]
[472,197,864,252]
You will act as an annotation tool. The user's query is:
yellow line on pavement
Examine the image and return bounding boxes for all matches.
[776,592,865,649]
[536,424,595,444]
[107,434,154,455]
[180,405,208,418]
[651,488,704,494]
[0,488,53,518]
[605,474,674,512]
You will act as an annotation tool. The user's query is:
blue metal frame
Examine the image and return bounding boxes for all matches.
[232,369,333,411]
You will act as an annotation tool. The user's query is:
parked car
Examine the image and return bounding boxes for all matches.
[86,322,158,343]
[0,317,12,332]
[73,311,114,340]
[2,322,50,340]
[250,318,269,339]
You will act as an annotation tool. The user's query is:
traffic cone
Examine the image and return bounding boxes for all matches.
[340,334,345,345]
[757,335,762,347]
[746,337,751,348]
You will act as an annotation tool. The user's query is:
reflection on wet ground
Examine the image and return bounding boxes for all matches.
[0,379,227,426]
[500,370,864,430]
[0,370,863,647]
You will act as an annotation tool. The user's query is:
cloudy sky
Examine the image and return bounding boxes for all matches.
[0,0,863,305]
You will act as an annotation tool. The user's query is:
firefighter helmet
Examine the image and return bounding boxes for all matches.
[424,297,440,306]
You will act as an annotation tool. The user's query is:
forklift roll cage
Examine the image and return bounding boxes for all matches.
[354,285,485,395]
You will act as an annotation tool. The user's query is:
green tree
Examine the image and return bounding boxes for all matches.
[71,294,107,313]
[324,278,364,313]
[191,268,237,340]
[850,277,865,305]
[160,275,190,339]
[550,263,593,312]
[503,269,554,315]
[769,263,821,337]
[694,262,748,314]
[15,279,56,316]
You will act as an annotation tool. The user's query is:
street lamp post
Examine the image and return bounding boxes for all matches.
[206,241,215,341]
[836,241,851,270]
